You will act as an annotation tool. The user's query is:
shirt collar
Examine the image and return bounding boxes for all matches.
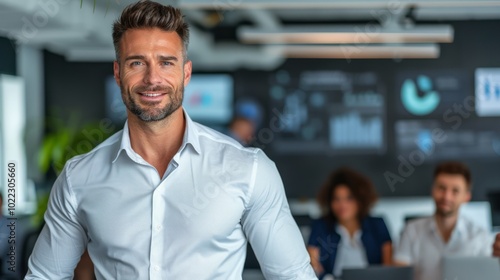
[429,213,467,238]
[112,109,201,163]
[336,224,363,243]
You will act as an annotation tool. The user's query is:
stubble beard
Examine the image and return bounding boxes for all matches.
[121,82,184,122]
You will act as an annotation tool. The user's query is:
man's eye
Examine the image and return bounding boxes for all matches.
[131,61,142,66]
[162,61,173,66]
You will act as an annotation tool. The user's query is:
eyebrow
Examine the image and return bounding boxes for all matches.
[124,55,179,62]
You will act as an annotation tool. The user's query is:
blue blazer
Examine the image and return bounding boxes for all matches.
[307,216,392,279]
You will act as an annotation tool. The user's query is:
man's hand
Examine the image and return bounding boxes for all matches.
[493,233,500,257]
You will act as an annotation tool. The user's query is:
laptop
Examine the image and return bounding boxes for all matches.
[342,266,413,280]
[443,256,500,280]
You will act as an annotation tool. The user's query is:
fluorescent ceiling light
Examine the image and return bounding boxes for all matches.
[238,25,454,44]
[266,44,440,59]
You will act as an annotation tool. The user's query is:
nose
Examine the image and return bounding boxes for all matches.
[143,64,162,85]
[443,189,454,201]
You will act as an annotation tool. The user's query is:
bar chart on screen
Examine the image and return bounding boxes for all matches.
[476,68,500,117]
[329,112,383,149]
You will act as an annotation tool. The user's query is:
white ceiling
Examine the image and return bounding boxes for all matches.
[1,0,500,70]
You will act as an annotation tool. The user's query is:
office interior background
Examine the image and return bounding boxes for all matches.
[1,0,500,279]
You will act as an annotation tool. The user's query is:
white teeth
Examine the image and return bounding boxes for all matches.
[143,93,162,97]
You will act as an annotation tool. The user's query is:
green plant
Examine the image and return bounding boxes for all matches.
[32,193,50,228]
[38,114,116,175]
[35,113,116,227]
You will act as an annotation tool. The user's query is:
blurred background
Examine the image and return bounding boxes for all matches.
[1,0,500,278]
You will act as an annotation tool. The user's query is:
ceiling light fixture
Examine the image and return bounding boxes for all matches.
[238,25,453,44]
[265,44,440,59]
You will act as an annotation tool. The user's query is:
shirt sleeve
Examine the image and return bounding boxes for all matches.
[241,150,318,280]
[477,229,494,256]
[25,164,88,279]
[307,219,323,247]
[378,218,392,243]
[393,222,414,265]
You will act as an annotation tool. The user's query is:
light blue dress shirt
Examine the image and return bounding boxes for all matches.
[26,111,317,280]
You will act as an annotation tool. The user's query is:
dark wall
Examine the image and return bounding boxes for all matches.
[44,51,111,122]
[0,37,16,75]
[43,20,500,201]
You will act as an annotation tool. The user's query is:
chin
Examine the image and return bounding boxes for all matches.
[437,209,455,217]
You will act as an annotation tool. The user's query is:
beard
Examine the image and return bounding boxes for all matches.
[121,82,184,122]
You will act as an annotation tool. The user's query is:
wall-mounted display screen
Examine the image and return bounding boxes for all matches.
[183,74,233,123]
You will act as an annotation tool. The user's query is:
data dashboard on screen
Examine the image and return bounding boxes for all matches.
[393,68,500,161]
[396,69,470,117]
[270,70,386,155]
[476,68,500,117]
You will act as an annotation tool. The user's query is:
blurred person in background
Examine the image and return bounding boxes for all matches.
[307,168,392,279]
[394,161,500,280]
[227,116,256,146]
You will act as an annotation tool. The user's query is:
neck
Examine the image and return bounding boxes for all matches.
[127,107,185,177]
[338,218,360,238]
[434,211,458,242]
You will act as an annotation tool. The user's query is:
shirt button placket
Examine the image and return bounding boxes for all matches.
[150,183,166,279]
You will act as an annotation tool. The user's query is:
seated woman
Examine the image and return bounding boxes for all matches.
[307,167,392,279]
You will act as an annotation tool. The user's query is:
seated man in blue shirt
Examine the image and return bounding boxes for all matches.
[25,1,316,279]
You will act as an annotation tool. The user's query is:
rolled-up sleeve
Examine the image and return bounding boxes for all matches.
[241,150,317,280]
[25,164,87,279]
[393,223,414,265]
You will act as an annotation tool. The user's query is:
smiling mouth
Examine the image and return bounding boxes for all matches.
[139,92,165,97]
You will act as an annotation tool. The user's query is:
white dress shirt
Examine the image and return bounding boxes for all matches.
[394,215,493,280]
[333,225,368,277]
[26,111,317,280]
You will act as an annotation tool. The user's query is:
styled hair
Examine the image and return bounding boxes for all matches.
[433,161,472,190]
[317,167,378,222]
[112,0,189,61]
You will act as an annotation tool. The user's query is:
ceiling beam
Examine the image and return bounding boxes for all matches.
[180,0,500,10]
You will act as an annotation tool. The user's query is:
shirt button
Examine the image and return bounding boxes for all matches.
[156,225,162,231]
[154,265,160,271]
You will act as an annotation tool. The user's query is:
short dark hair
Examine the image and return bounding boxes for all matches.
[433,161,472,190]
[317,167,378,222]
[112,0,190,61]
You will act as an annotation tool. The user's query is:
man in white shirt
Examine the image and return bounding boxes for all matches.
[394,161,497,280]
[25,1,316,279]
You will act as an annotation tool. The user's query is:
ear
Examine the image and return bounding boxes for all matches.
[464,190,472,203]
[183,60,192,88]
[113,61,121,87]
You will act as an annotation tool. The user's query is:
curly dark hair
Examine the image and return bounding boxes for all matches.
[316,167,378,222]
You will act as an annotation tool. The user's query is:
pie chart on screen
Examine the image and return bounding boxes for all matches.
[401,75,440,116]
